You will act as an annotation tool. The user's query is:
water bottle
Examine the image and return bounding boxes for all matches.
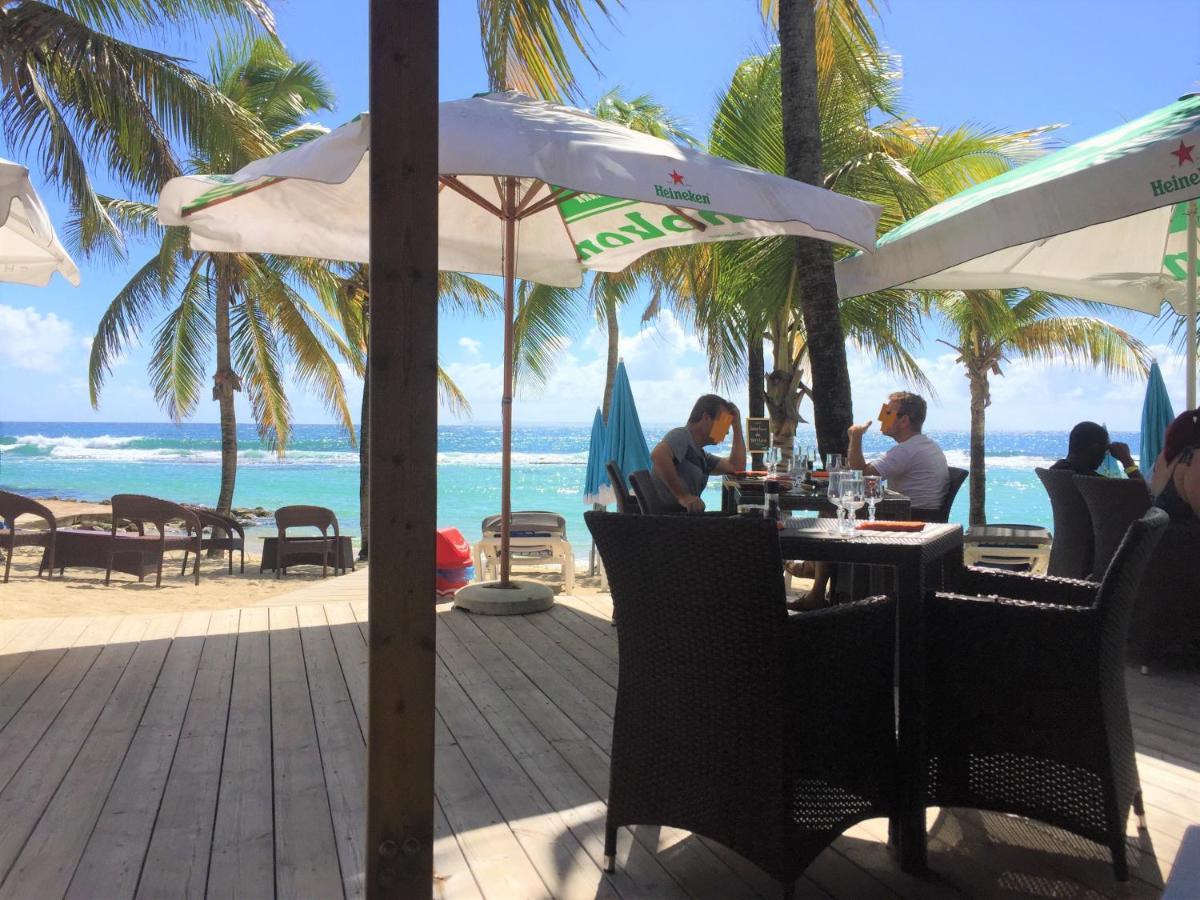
[764,479,783,522]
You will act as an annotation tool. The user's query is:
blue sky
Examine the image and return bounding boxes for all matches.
[2,0,1198,430]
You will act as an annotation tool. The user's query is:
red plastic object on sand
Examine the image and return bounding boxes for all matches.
[436,527,474,597]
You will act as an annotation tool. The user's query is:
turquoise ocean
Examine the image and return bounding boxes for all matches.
[0,421,1139,559]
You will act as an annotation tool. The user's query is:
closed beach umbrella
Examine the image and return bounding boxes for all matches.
[1141,361,1175,475]
[603,361,652,498]
[0,158,79,287]
[837,93,1200,408]
[582,407,613,506]
[159,91,881,589]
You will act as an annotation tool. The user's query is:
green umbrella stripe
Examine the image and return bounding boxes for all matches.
[183,176,284,215]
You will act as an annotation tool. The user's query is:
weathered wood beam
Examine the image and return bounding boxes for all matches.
[367,0,438,895]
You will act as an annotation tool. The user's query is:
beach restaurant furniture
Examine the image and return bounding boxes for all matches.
[586,511,897,895]
[923,508,1168,880]
[185,507,246,575]
[962,523,1052,574]
[911,466,969,523]
[265,505,347,578]
[1073,475,1152,580]
[0,489,58,583]
[106,494,202,587]
[605,460,641,514]
[472,511,574,592]
[1036,467,1095,579]
[1126,518,1200,670]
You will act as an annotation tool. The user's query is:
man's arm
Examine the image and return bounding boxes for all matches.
[650,439,705,512]
[1108,442,1145,481]
[710,406,747,474]
[846,420,881,477]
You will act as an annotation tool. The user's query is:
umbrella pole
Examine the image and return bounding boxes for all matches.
[1188,200,1197,410]
[500,176,517,587]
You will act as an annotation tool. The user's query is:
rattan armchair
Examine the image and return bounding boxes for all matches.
[1036,467,1095,578]
[107,494,203,587]
[912,466,968,523]
[923,507,1168,881]
[585,511,896,897]
[604,460,641,514]
[1073,475,1151,580]
[0,490,58,583]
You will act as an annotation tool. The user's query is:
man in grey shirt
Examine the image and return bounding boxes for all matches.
[650,394,747,512]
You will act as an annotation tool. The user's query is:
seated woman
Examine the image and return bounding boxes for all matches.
[1150,408,1200,523]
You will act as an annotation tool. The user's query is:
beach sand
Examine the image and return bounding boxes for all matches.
[0,546,612,620]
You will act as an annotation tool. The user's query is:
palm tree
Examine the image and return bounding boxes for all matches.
[664,43,1052,456]
[89,39,355,525]
[0,0,276,258]
[327,264,499,558]
[929,289,1150,525]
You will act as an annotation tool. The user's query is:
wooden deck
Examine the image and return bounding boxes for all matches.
[0,570,1197,898]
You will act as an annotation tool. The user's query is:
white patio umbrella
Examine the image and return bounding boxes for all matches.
[159,91,881,596]
[837,93,1200,408]
[0,158,80,287]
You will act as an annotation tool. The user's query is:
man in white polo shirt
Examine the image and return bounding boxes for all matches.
[792,391,948,610]
[846,391,949,512]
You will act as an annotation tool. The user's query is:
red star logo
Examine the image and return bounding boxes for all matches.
[1172,140,1195,166]
[669,170,685,185]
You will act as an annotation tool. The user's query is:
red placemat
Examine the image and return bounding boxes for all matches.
[856,520,925,532]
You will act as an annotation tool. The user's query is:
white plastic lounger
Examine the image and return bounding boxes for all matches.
[473,511,575,592]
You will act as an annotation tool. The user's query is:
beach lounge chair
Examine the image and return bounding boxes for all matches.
[472,511,575,591]
[107,494,203,587]
[183,507,246,576]
[272,505,344,578]
[585,511,896,894]
[1036,467,1095,578]
[924,508,1167,881]
[0,490,58,583]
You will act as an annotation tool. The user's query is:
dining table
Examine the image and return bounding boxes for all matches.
[721,473,913,519]
[777,515,965,873]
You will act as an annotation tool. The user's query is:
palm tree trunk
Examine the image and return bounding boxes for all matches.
[359,355,370,559]
[968,370,988,526]
[748,332,765,470]
[779,0,854,459]
[602,301,619,422]
[212,261,239,556]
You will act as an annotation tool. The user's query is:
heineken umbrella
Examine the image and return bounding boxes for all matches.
[837,93,1200,408]
[0,158,79,287]
[582,407,612,507]
[159,91,881,588]
[1140,360,1175,475]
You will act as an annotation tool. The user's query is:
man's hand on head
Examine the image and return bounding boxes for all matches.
[1109,441,1135,466]
[848,420,873,439]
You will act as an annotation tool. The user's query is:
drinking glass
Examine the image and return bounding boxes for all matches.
[840,473,865,534]
[826,470,846,530]
[764,444,781,474]
[864,475,883,522]
[824,452,844,472]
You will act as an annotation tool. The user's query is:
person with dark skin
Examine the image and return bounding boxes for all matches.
[1050,421,1144,480]
[649,394,746,513]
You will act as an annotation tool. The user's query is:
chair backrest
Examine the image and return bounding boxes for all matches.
[191,507,246,539]
[912,466,968,523]
[0,490,57,531]
[275,504,339,537]
[628,469,682,514]
[1073,475,1152,581]
[480,511,566,537]
[584,511,788,797]
[605,460,641,514]
[111,494,200,535]
[1035,468,1094,579]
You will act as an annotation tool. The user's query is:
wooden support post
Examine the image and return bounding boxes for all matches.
[367,0,438,896]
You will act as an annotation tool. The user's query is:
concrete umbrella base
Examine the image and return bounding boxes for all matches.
[454,579,555,615]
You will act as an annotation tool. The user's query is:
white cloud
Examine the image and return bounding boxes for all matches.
[0,304,79,372]
[457,336,482,355]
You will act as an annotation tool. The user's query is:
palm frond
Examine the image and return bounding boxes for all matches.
[512,280,581,388]
[148,270,214,421]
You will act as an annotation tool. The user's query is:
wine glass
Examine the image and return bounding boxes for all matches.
[826,470,846,531]
[864,475,883,522]
[764,444,781,474]
[840,472,865,534]
[824,452,844,472]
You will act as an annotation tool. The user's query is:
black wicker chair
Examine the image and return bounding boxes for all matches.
[605,460,641,514]
[912,466,968,523]
[585,511,896,897]
[1036,467,1095,578]
[1126,518,1200,668]
[923,507,1168,881]
[1072,475,1151,580]
[627,469,682,514]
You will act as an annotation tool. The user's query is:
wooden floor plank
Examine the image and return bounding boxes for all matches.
[433,793,485,900]
[268,605,344,899]
[296,602,368,900]
[0,616,101,736]
[135,608,238,899]
[325,600,369,735]
[0,617,63,686]
[66,611,214,900]
[0,614,150,880]
[0,613,182,899]
[207,606,275,899]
